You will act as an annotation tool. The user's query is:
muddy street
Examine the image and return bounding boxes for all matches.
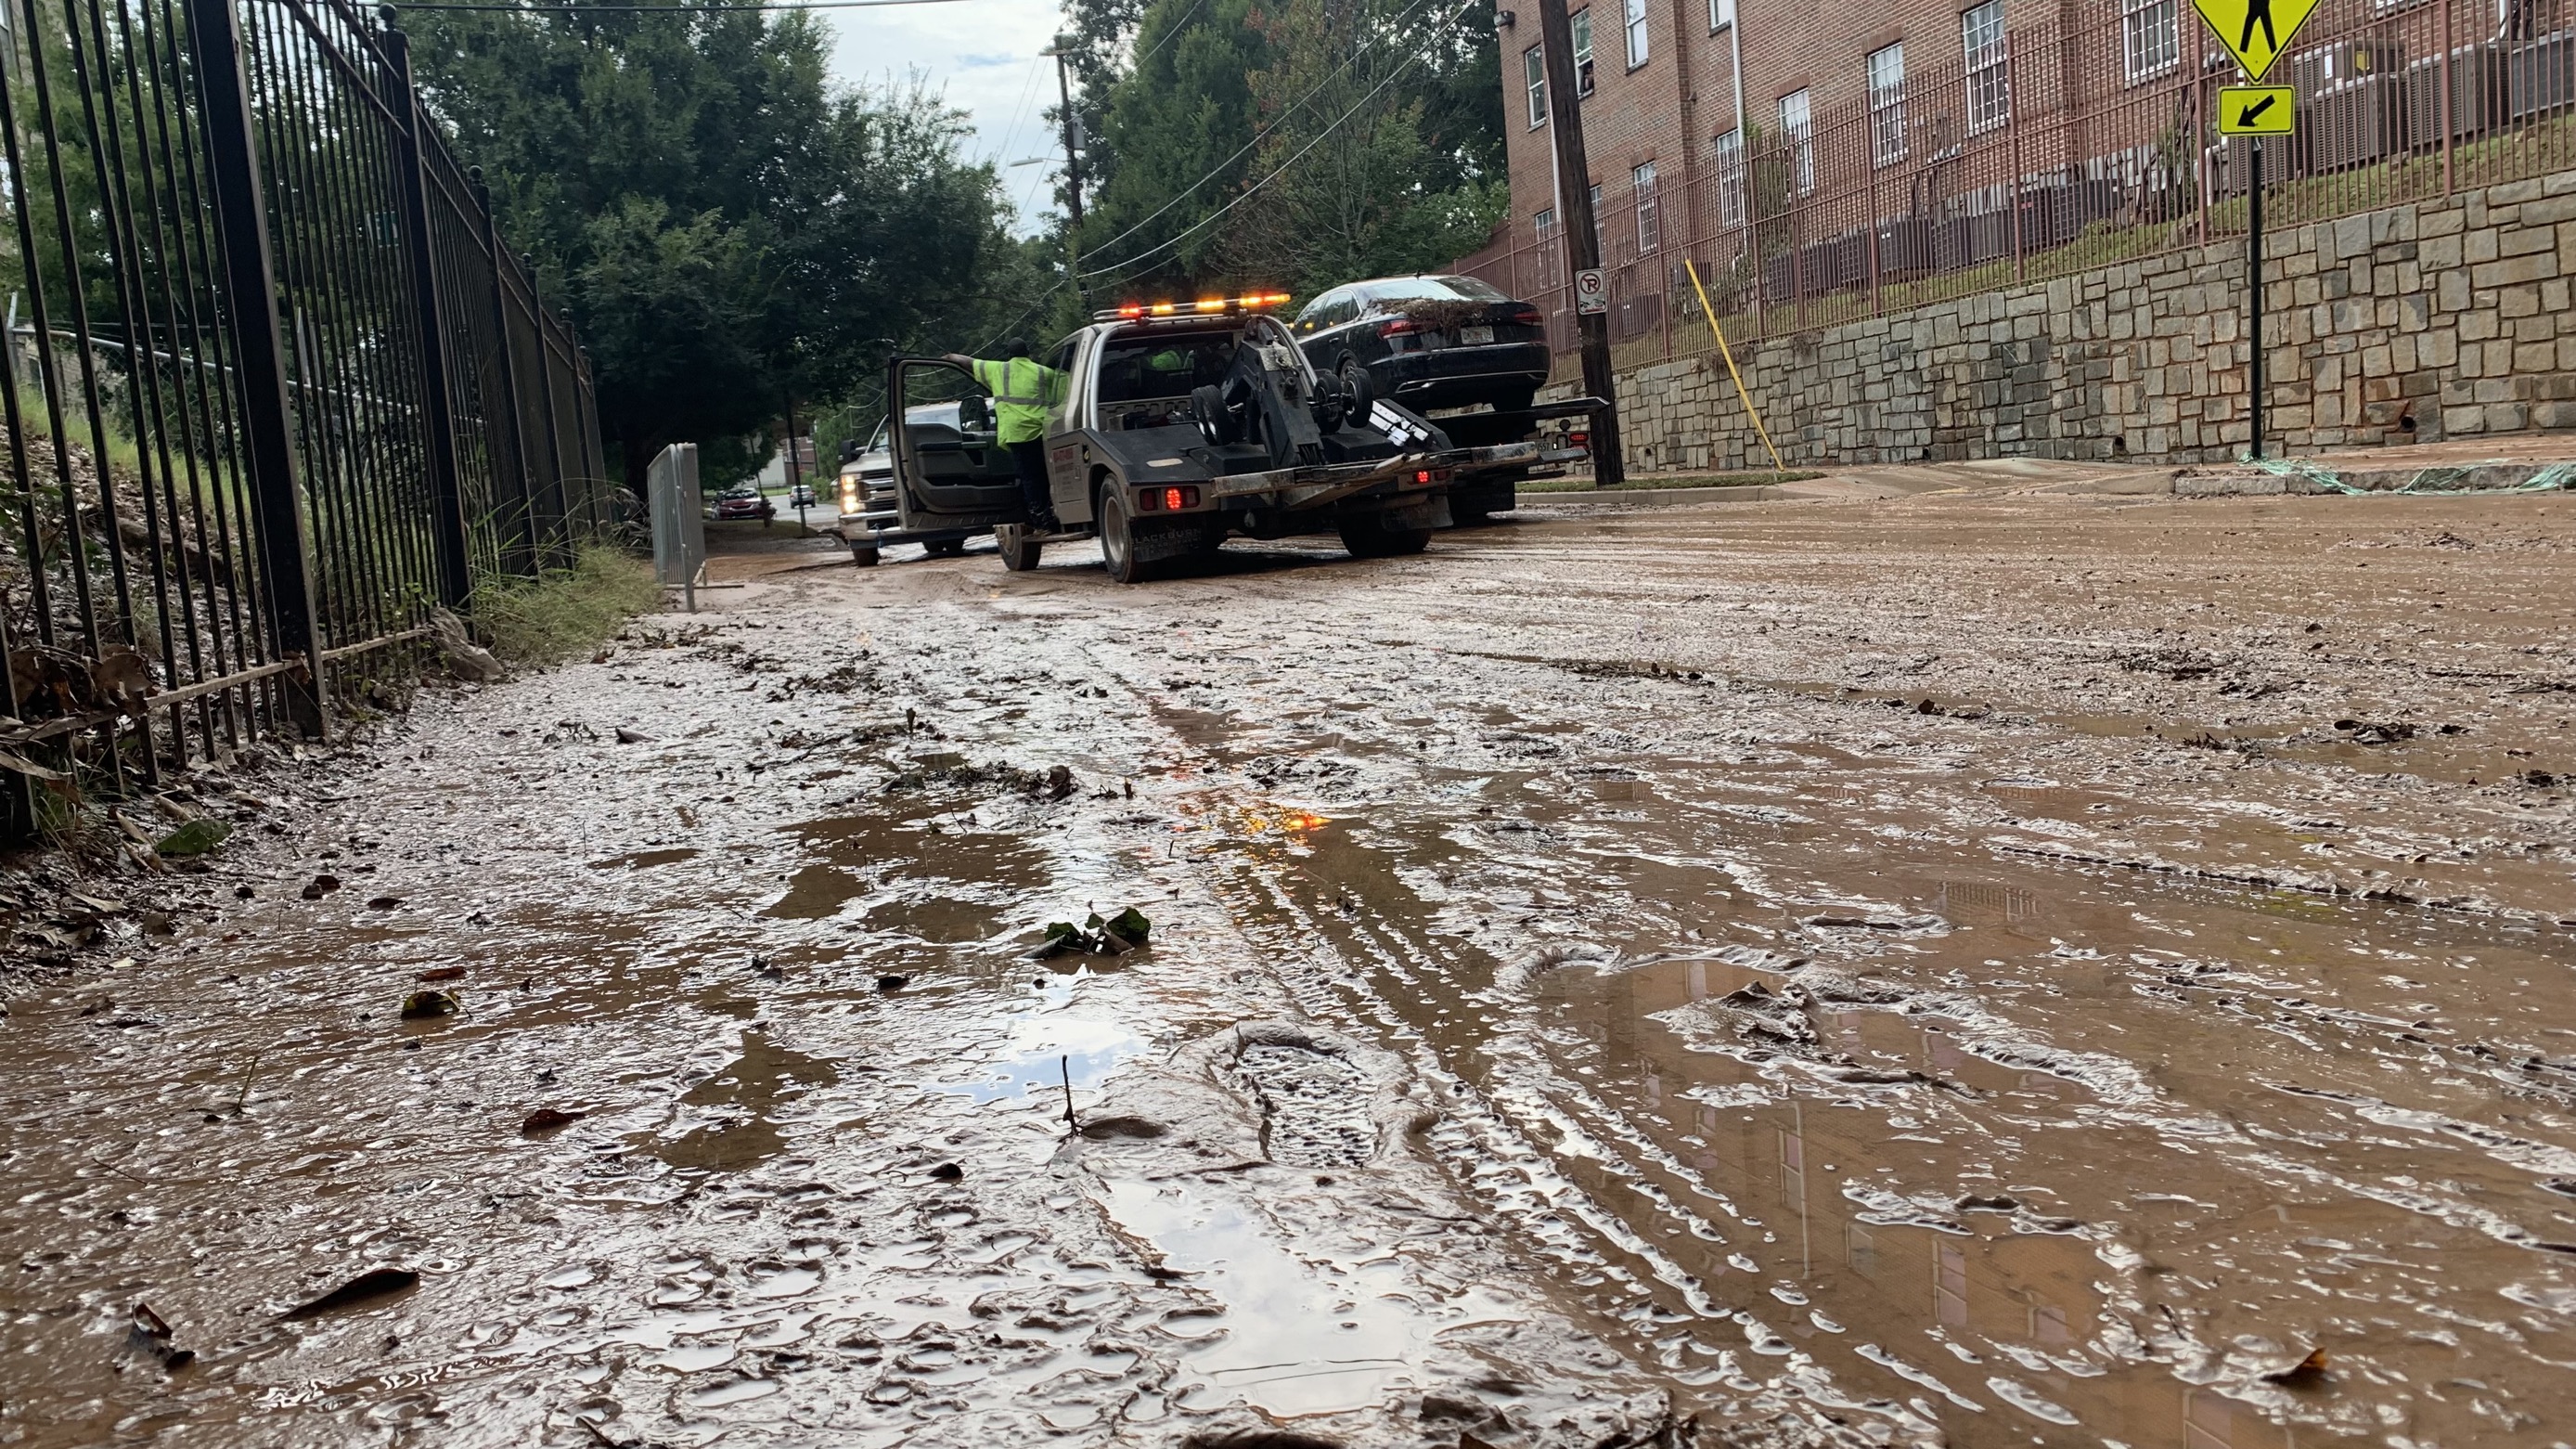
[6,485,2575,1448]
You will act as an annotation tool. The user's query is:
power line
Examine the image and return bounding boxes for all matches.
[1078,3,1466,280]
[1069,0,1442,265]
[390,0,972,11]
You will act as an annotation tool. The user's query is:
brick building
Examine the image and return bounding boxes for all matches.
[1483,0,2249,351]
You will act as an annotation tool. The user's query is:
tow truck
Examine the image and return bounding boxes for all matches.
[880,293,1544,583]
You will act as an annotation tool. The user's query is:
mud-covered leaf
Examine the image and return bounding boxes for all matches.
[614,726,653,744]
[367,896,404,911]
[153,818,230,858]
[279,1267,419,1320]
[2261,1347,2329,1389]
[1103,907,1152,943]
[521,1107,583,1135]
[300,874,341,900]
[416,966,466,982]
[927,1161,963,1182]
[399,990,457,1020]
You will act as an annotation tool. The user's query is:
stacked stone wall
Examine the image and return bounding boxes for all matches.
[1564,170,2576,470]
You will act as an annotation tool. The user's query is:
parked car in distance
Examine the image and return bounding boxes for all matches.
[710,485,774,521]
[788,483,817,508]
[1292,274,1550,415]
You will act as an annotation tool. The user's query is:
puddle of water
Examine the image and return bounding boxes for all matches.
[1101,1180,1519,1418]
[939,1012,1149,1105]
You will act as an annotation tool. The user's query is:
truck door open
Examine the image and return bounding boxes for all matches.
[885,357,1027,532]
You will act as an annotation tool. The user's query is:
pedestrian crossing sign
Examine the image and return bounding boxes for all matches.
[2193,0,2319,81]
[2218,84,2297,135]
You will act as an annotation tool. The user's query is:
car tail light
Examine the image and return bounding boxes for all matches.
[1376,317,1423,338]
[1506,304,1542,327]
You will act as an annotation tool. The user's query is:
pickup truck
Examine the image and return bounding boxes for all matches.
[831,403,987,565]
[880,296,1541,583]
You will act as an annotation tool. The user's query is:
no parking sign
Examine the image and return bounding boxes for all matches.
[1574,267,1606,317]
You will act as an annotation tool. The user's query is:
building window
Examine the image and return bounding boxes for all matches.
[1633,161,1660,252]
[1962,0,2010,134]
[1572,8,1594,94]
[1709,0,1733,29]
[2121,0,2179,81]
[1867,42,1906,166]
[1713,128,1745,226]
[1535,207,1556,235]
[1625,0,1649,68]
[1777,87,1814,195]
[1525,45,1548,126]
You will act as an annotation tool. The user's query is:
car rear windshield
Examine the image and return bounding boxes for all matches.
[1364,275,1511,304]
[1097,330,1241,404]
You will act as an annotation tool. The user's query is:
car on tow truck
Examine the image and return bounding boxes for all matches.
[881,294,1542,583]
[831,402,989,565]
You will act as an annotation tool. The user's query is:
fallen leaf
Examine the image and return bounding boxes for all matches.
[520,1107,584,1135]
[153,818,231,858]
[927,1161,963,1182]
[416,966,466,982]
[300,874,341,900]
[399,990,457,1020]
[2262,1347,2329,1389]
[279,1267,419,1320]
[613,727,653,744]
[367,896,404,911]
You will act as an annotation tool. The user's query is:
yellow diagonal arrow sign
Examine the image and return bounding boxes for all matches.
[2193,0,2319,81]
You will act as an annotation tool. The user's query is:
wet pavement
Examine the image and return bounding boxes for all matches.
[4,487,2573,1447]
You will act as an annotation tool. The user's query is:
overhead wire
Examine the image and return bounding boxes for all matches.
[1067,0,1444,265]
[1076,0,1470,280]
[389,0,971,11]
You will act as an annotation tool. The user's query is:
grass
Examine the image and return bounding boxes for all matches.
[1517,469,1821,494]
[467,544,662,666]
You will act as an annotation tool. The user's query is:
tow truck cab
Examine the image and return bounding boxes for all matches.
[883,296,1526,582]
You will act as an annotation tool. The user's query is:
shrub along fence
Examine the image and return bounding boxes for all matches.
[0,0,611,843]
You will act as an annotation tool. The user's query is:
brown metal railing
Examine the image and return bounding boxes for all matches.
[1458,0,2576,371]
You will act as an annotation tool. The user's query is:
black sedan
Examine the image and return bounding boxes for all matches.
[1291,274,1550,415]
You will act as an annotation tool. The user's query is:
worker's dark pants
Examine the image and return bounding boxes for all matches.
[1009,440,1051,523]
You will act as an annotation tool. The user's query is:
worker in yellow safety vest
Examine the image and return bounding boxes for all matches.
[942,338,1064,532]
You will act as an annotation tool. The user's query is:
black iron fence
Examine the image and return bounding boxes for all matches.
[0,0,610,842]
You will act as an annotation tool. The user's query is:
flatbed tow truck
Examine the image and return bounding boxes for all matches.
[881,294,1557,582]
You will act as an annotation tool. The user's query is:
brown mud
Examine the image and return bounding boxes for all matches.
[2,490,2571,1447]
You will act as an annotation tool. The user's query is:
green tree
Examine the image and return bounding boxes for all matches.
[1211,0,1505,295]
[1073,0,1269,300]
[399,3,1006,489]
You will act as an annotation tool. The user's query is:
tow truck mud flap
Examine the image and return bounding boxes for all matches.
[1353,492,1450,532]
[1132,520,1219,564]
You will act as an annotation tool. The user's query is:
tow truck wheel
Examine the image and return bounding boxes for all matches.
[996,524,1042,572]
[1338,515,1430,559]
[1098,482,1158,585]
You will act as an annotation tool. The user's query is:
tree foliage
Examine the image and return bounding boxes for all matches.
[400,3,1008,485]
[1063,0,1507,304]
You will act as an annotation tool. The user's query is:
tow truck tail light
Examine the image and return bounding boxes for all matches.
[1410,467,1453,485]
[1138,485,1201,511]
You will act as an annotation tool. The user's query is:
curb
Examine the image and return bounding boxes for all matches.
[2170,458,2576,498]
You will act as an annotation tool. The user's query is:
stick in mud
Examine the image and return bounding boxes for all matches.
[1061,1054,1078,1133]
[233,1049,263,1114]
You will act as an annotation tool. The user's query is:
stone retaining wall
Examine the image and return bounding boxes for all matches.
[1571,169,2576,471]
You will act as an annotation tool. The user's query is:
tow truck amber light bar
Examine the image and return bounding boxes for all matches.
[1100,292,1292,321]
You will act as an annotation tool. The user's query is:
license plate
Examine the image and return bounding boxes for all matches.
[1460,325,1494,345]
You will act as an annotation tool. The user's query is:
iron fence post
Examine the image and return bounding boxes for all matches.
[2440,0,2456,196]
[526,258,570,565]
[380,19,471,609]
[2009,53,2028,281]
[473,169,538,575]
[183,0,325,738]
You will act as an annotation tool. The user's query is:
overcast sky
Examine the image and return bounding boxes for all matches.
[824,0,1070,237]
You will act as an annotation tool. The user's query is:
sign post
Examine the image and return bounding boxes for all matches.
[2194,0,2315,460]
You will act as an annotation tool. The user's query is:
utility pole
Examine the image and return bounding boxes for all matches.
[1048,39,1086,309]
[1535,0,1624,486]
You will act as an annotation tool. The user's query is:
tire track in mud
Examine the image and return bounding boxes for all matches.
[1084,610,2576,1449]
